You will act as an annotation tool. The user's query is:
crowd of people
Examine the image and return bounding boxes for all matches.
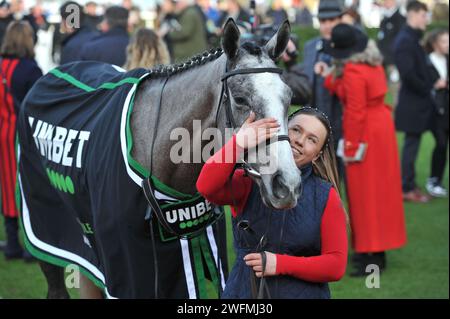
[0,0,448,298]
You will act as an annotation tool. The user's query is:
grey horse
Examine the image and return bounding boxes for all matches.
[28,19,301,298]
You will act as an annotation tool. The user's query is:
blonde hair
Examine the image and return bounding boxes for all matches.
[312,136,349,224]
[313,143,341,196]
[1,21,35,59]
[346,39,383,66]
[289,108,349,222]
[123,28,170,70]
[332,39,383,78]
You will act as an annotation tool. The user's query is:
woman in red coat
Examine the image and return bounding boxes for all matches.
[316,24,407,276]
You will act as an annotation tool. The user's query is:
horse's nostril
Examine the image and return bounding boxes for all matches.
[272,174,290,200]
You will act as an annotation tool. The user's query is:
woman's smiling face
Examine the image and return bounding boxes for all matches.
[288,114,328,167]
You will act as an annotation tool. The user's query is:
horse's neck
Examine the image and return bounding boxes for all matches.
[131,56,226,195]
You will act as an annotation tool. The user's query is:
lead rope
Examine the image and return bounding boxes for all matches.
[148,208,158,298]
[220,100,273,299]
[215,208,223,298]
[146,75,170,299]
[227,163,261,298]
[254,209,272,299]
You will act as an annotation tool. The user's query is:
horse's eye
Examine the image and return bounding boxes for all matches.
[234,96,249,106]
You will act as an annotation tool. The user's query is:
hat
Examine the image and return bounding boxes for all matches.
[317,0,345,19]
[323,23,368,59]
[0,0,10,9]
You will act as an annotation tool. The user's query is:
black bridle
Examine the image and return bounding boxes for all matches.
[216,65,291,179]
[217,64,293,299]
[142,59,292,299]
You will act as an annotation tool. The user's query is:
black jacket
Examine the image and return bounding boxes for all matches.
[377,9,406,65]
[60,27,99,65]
[80,27,129,67]
[428,54,449,130]
[282,63,311,106]
[394,26,435,134]
[0,15,14,46]
[0,55,42,114]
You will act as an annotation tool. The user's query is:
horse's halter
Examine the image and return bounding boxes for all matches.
[215,61,293,299]
[216,63,291,179]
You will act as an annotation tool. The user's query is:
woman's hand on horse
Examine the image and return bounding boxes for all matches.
[244,252,277,277]
[236,112,280,150]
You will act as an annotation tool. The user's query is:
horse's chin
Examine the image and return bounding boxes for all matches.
[258,180,298,210]
[263,196,297,210]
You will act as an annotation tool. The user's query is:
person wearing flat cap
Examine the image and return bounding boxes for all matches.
[315,23,407,277]
[300,0,345,178]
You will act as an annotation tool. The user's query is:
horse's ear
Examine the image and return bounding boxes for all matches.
[265,20,291,61]
[221,18,240,60]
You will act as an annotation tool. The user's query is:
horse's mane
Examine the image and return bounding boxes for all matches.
[142,41,266,80]
[146,47,224,79]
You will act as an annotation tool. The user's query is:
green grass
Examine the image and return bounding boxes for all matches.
[330,132,449,299]
[0,132,447,299]
[2,23,448,300]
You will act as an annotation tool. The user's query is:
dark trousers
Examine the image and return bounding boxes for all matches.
[401,133,422,192]
[431,124,449,184]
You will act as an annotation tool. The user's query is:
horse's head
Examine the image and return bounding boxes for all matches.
[220,18,301,210]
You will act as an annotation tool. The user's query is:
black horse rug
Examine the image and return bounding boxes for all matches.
[17,61,227,298]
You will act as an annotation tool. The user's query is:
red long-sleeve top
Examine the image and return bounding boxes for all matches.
[196,135,348,283]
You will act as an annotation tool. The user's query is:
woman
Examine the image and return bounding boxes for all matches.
[316,23,407,276]
[424,28,449,198]
[0,21,42,260]
[196,107,348,299]
[123,28,170,70]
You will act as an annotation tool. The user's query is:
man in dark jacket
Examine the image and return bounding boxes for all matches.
[80,6,129,66]
[299,0,344,180]
[378,0,406,66]
[0,0,13,46]
[393,1,434,202]
[84,1,103,31]
[281,39,311,106]
[59,1,99,65]
[1,0,38,44]
[377,0,405,107]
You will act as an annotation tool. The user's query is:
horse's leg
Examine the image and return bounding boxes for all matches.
[39,261,70,299]
[79,274,103,299]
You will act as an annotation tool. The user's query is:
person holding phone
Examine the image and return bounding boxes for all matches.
[315,23,407,277]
